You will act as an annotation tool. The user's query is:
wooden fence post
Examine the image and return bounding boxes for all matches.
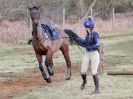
[112,7,115,31]
[98,43,104,74]
[63,8,65,29]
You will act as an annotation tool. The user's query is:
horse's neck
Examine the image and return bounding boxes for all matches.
[32,21,47,42]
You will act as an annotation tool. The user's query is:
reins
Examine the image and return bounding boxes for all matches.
[43,36,85,54]
[68,36,85,54]
[74,42,85,54]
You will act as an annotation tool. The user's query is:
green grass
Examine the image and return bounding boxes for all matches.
[0,44,37,74]
[101,32,133,73]
[53,45,85,66]
[0,44,31,53]
[0,54,37,73]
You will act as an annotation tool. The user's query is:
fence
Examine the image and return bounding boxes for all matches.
[42,8,133,34]
[0,7,133,45]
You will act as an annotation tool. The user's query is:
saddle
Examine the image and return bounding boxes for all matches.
[41,24,59,40]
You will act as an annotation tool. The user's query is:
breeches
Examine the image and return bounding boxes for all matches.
[81,51,100,75]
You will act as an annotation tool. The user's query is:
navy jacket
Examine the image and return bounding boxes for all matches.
[74,32,100,52]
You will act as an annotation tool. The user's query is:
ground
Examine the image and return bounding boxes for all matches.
[0,31,133,99]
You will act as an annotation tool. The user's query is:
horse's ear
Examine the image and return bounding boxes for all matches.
[38,6,43,12]
[37,6,41,10]
[28,7,31,10]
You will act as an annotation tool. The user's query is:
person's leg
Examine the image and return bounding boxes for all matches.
[92,74,99,94]
[91,51,100,94]
[80,52,90,90]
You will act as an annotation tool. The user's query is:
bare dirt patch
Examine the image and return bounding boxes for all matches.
[0,65,80,99]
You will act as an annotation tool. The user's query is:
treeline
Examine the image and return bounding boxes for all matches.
[0,0,133,21]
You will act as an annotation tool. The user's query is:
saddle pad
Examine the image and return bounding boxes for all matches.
[52,30,59,40]
[41,24,59,40]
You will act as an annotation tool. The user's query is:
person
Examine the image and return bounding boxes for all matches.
[74,16,100,94]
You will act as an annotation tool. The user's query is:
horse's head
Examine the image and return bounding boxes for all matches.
[29,6,40,26]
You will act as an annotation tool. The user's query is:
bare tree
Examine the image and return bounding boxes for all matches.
[82,0,97,20]
[73,0,86,18]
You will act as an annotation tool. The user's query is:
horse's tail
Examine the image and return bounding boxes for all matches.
[27,38,32,44]
[64,29,78,44]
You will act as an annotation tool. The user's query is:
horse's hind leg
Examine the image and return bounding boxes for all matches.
[60,44,71,80]
[35,52,51,83]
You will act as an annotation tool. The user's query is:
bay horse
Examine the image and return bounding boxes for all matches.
[29,6,71,83]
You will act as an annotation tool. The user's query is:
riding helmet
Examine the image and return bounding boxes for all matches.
[83,17,95,28]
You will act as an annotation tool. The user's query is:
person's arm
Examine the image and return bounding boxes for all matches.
[86,32,99,50]
[91,32,100,49]
[74,37,86,47]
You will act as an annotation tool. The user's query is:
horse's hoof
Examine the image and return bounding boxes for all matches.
[49,71,54,76]
[65,77,71,80]
[46,78,52,83]
[80,85,85,90]
[47,67,54,76]
[92,90,100,94]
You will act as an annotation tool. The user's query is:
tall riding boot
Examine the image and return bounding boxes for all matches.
[81,74,87,90]
[93,74,100,94]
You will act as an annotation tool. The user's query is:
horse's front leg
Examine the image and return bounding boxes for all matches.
[45,48,54,76]
[35,52,51,83]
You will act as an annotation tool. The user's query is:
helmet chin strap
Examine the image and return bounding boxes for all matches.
[86,28,93,35]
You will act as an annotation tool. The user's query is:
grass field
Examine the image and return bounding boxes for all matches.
[0,31,133,99]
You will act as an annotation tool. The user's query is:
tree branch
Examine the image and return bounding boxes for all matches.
[82,0,97,20]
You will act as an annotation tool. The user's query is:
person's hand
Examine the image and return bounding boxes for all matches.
[86,30,90,34]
